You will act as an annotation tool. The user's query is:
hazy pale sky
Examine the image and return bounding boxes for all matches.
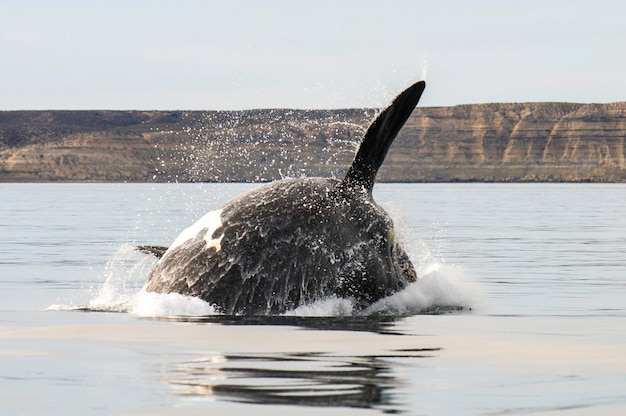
[2,0,625,110]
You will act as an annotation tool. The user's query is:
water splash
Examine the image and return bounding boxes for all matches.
[88,244,155,310]
[49,244,217,316]
[130,289,216,317]
[49,240,480,317]
[363,263,483,315]
[277,263,482,317]
[284,297,355,317]
[152,109,371,183]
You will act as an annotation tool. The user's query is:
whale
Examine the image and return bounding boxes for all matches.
[138,81,426,315]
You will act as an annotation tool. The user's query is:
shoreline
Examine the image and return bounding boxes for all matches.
[2,104,625,183]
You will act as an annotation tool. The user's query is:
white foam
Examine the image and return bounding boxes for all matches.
[168,208,224,253]
[47,304,87,312]
[49,291,217,316]
[363,263,484,315]
[284,297,355,317]
[281,264,481,317]
[127,288,217,317]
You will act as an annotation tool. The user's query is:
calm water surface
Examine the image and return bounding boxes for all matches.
[1,183,625,415]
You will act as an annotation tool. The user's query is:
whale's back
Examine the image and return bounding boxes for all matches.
[145,178,415,315]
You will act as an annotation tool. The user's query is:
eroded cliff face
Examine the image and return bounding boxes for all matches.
[378,102,626,182]
[0,103,624,182]
[372,102,626,182]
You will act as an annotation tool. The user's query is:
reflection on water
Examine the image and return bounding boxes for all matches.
[147,306,464,335]
[152,316,441,411]
[150,315,403,335]
[166,348,439,411]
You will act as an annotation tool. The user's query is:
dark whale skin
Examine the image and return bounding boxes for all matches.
[144,177,417,315]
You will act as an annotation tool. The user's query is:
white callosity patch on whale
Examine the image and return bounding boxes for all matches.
[165,208,224,256]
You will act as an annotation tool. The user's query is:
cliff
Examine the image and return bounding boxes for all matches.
[0,102,624,182]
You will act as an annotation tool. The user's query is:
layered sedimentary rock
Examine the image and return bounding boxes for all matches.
[381,102,626,182]
[0,102,624,182]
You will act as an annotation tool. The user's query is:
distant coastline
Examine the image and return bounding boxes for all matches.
[1,103,625,183]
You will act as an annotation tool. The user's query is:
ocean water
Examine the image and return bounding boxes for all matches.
[1,182,625,415]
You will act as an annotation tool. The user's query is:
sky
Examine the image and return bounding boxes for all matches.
[1,0,625,110]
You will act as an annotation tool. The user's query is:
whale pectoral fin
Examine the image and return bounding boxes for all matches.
[342,81,426,192]
[136,245,169,259]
